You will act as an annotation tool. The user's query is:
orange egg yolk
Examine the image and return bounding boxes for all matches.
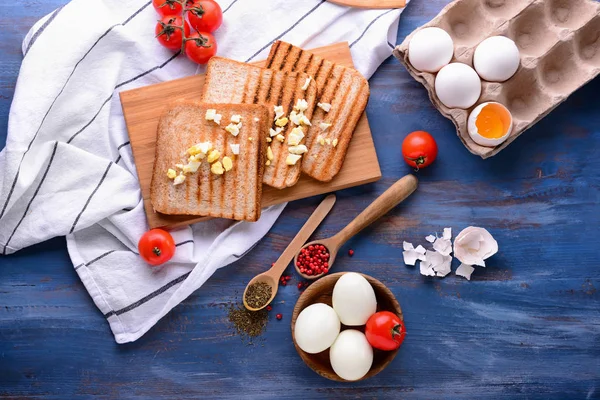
[475,103,511,139]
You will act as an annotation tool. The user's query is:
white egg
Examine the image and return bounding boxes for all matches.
[474,36,520,82]
[408,27,454,73]
[294,303,340,354]
[332,272,377,326]
[434,63,482,109]
[467,102,513,147]
[329,330,373,381]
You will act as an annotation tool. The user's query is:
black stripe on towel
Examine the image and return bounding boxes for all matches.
[222,0,240,14]
[388,41,395,49]
[24,6,65,57]
[102,244,254,318]
[74,250,117,271]
[66,51,181,144]
[0,2,151,220]
[350,9,396,48]
[176,240,194,247]
[2,142,59,255]
[104,271,192,317]
[244,0,327,63]
[1,53,181,249]
[69,161,114,234]
[115,141,131,164]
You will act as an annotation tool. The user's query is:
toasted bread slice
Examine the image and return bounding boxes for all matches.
[202,57,318,189]
[265,41,370,182]
[150,102,269,222]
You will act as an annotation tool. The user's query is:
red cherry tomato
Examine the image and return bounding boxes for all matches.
[152,0,184,17]
[155,16,190,50]
[138,229,176,266]
[401,130,438,169]
[188,0,223,33]
[365,311,406,351]
[184,31,217,64]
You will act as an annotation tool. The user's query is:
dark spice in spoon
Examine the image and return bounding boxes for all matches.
[245,282,273,309]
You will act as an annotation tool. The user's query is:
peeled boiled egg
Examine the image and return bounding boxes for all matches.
[474,36,520,82]
[408,27,454,73]
[329,329,373,381]
[332,272,377,326]
[435,63,482,109]
[294,303,340,354]
[467,102,513,147]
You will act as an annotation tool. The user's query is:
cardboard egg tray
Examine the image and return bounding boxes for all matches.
[394,0,600,158]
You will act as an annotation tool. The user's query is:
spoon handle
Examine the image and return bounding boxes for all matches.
[271,195,337,276]
[333,175,418,246]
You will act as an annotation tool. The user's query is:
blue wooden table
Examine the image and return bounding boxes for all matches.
[1,1,599,398]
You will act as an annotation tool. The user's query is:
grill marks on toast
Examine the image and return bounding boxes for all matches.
[150,102,268,222]
[265,41,370,182]
[202,57,317,189]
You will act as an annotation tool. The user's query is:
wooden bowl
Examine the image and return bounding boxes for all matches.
[291,272,403,382]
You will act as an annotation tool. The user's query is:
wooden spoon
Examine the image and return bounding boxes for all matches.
[326,0,407,9]
[243,194,337,311]
[294,174,418,280]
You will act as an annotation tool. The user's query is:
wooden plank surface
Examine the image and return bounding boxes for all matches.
[1,0,599,399]
[120,42,381,229]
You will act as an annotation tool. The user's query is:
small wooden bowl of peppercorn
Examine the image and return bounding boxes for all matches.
[291,272,403,382]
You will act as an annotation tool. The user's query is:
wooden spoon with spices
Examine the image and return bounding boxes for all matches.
[294,174,418,280]
[243,194,337,311]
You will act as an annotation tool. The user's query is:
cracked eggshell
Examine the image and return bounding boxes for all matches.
[454,227,498,267]
[467,102,513,147]
[332,273,377,326]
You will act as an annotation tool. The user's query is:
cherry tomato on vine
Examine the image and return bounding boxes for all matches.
[365,311,406,351]
[155,16,190,50]
[152,0,184,17]
[138,229,176,266]
[188,0,223,33]
[401,130,438,169]
[185,32,217,64]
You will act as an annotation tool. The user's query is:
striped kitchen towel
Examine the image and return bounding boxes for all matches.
[0,0,409,343]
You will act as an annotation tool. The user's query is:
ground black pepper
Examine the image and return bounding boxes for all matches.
[227,304,268,339]
[244,282,272,309]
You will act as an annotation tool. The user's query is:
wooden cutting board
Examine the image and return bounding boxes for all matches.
[120,42,381,229]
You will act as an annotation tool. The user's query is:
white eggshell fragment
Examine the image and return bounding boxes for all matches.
[329,330,373,381]
[332,272,377,326]
[294,303,340,354]
[454,227,499,267]
[474,36,520,82]
[467,102,513,147]
[456,263,475,280]
[408,27,454,73]
[434,63,482,109]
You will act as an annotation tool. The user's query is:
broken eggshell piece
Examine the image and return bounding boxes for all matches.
[454,227,498,267]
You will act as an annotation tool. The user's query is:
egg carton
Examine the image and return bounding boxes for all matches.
[394,0,600,158]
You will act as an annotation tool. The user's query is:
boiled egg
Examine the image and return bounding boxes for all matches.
[332,272,377,326]
[435,63,481,109]
[467,102,512,147]
[408,27,454,73]
[474,36,520,82]
[329,330,373,381]
[294,303,340,354]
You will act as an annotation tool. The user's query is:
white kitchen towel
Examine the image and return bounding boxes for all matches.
[0,0,408,343]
